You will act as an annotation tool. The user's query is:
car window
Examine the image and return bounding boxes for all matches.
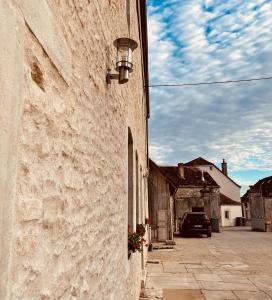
[186,214,208,222]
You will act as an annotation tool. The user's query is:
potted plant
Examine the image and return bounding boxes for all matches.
[128,224,148,258]
[136,223,146,236]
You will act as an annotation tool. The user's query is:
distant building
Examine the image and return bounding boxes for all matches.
[243,176,272,231]
[161,164,220,230]
[184,157,242,227]
[148,159,175,242]
[148,161,221,235]
[220,194,242,226]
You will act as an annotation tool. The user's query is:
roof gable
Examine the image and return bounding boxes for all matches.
[184,157,241,188]
[250,176,272,197]
[159,165,219,187]
[184,157,213,166]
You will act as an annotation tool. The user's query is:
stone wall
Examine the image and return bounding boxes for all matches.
[175,187,220,220]
[0,1,148,299]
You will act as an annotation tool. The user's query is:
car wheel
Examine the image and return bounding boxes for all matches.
[207,232,212,238]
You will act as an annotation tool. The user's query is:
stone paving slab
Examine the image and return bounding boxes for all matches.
[219,275,252,284]
[147,263,163,273]
[229,269,258,275]
[184,263,204,269]
[248,275,272,291]
[199,281,258,291]
[202,290,238,300]
[209,268,231,275]
[187,267,211,274]
[194,273,222,282]
[146,275,200,289]
[163,262,187,273]
[233,290,272,299]
[147,272,194,278]
[163,289,204,300]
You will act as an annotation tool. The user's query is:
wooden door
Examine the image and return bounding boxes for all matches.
[157,210,168,241]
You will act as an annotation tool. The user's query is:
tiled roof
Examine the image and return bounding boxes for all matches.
[158,166,180,186]
[159,166,219,187]
[184,157,241,188]
[220,193,241,206]
[250,176,272,197]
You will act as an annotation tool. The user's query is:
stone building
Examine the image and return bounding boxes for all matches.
[243,176,272,232]
[184,157,242,227]
[148,159,175,242]
[220,194,242,226]
[0,1,149,299]
[150,163,221,232]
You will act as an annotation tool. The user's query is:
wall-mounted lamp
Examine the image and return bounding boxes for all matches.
[106,38,138,84]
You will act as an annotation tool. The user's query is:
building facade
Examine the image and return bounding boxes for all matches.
[220,194,243,227]
[244,176,272,232]
[148,159,175,242]
[184,157,242,227]
[159,164,221,231]
[0,1,149,299]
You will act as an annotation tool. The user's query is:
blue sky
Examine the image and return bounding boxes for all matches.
[147,0,272,195]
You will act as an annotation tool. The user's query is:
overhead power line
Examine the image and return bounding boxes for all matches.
[148,76,272,88]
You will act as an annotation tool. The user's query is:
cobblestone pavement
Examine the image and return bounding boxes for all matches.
[140,227,272,300]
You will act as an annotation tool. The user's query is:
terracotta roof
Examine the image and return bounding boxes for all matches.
[250,176,272,197]
[159,166,219,187]
[220,193,241,206]
[184,157,241,188]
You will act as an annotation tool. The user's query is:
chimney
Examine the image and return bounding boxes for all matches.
[221,159,228,176]
[178,163,184,179]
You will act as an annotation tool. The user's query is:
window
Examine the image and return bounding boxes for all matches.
[136,152,139,224]
[225,210,230,219]
[128,128,134,229]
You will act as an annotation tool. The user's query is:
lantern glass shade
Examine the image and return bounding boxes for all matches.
[113,38,138,72]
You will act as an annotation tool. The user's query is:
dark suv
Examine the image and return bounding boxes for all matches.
[179,212,212,237]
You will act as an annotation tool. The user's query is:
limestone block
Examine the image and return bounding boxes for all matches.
[17,197,43,222]
[15,234,39,256]
[17,0,72,83]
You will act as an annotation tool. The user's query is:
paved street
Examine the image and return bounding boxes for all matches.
[140,227,272,300]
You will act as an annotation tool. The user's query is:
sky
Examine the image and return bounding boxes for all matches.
[147,0,272,195]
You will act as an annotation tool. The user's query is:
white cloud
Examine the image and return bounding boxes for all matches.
[147,0,272,176]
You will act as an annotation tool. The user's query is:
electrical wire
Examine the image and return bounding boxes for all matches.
[148,76,272,88]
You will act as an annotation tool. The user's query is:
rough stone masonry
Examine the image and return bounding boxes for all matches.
[0,1,149,299]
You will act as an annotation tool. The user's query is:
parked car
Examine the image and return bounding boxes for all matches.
[179,212,212,237]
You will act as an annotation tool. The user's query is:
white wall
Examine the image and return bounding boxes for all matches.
[221,205,242,226]
[198,166,241,202]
